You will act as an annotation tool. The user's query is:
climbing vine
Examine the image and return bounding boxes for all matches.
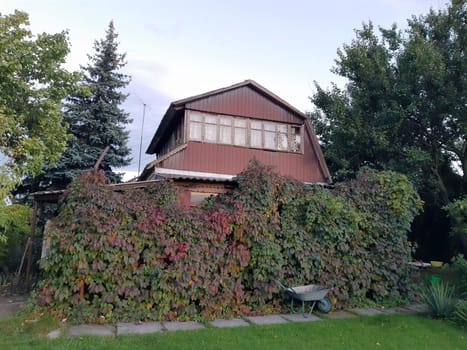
[38,162,422,322]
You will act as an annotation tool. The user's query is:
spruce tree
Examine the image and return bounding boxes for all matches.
[26,21,132,191]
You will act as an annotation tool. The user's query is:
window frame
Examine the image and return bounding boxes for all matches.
[186,110,303,154]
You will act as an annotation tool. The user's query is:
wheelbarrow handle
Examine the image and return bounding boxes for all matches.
[273,279,296,294]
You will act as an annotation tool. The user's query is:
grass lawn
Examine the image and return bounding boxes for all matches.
[0,314,465,350]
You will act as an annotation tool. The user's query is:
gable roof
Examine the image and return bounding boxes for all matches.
[145,79,332,183]
[146,80,307,155]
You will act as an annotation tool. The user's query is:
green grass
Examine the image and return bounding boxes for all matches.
[0,314,465,350]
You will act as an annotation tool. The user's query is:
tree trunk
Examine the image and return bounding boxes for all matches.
[432,151,450,204]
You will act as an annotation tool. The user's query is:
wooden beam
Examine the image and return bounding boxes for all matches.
[25,201,38,291]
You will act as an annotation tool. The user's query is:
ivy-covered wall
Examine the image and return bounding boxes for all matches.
[38,162,422,323]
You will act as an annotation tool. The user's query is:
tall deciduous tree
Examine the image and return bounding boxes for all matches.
[310,0,466,259]
[311,0,465,202]
[0,11,79,201]
[32,21,132,190]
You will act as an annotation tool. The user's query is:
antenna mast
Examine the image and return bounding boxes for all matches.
[137,103,146,177]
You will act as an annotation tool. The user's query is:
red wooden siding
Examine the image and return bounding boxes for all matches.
[186,86,302,124]
[156,131,326,183]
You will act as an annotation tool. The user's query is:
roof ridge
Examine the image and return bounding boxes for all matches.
[172,79,305,118]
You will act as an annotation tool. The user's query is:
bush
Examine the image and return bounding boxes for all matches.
[420,281,458,318]
[0,204,32,273]
[444,197,467,237]
[444,197,467,257]
[451,255,467,296]
[37,164,422,322]
[452,300,467,326]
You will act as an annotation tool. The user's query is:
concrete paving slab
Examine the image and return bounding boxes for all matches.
[163,321,205,332]
[210,318,250,328]
[381,306,413,315]
[246,315,289,325]
[404,304,428,313]
[68,324,115,337]
[47,329,61,339]
[0,295,29,303]
[349,308,384,316]
[117,322,164,335]
[324,311,357,319]
[0,302,23,319]
[280,313,322,322]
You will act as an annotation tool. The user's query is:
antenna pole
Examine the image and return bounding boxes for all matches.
[137,103,146,177]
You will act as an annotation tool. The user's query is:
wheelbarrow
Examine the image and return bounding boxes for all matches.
[275,280,332,317]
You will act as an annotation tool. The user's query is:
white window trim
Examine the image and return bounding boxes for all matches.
[187,110,303,154]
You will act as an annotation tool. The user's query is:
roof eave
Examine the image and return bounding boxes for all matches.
[146,104,182,154]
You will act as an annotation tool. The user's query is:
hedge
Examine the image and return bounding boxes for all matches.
[38,161,422,323]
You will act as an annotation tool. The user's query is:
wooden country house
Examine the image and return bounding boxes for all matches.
[139,80,332,204]
[24,80,332,288]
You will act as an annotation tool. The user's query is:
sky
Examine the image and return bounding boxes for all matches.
[2,0,447,180]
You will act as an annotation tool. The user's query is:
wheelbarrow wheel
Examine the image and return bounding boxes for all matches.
[317,297,332,313]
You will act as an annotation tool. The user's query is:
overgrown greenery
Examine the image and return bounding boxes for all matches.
[37,162,422,323]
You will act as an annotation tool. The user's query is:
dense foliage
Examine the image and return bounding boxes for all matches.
[38,162,421,323]
[0,10,79,200]
[309,0,466,260]
[445,197,467,257]
[0,204,32,273]
[310,0,465,195]
[444,197,467,238]
[25,21,131,193]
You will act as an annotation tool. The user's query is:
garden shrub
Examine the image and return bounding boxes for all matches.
[444,197,467,237]
[451,254,467,296]
[0,204,33,274]
[38,162,422,323]
[420,281,458,319]
[452,300,467,326]
[444,197,467,257]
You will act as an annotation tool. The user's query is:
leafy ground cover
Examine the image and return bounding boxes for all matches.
[0,314,465,350]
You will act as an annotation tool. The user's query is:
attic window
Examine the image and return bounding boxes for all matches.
[189,113,202,140]
[187,111,303,153]
[291,126,301,152]
[219,116,232,144]
[234,118,247,146]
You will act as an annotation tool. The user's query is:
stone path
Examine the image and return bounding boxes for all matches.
[44,303,427,339]
[0,295,28,320]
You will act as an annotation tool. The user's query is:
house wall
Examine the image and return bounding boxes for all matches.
[156,132,326,183]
